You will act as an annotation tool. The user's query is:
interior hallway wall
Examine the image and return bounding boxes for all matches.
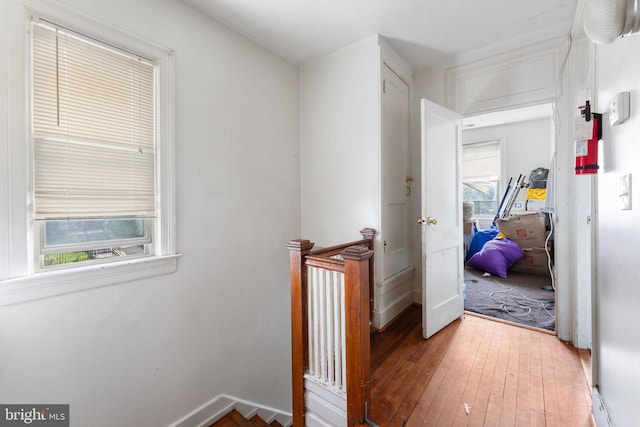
[300,37,380,247]
[0,0,300,425]
[593,33,640,427]
[463,117,553,196]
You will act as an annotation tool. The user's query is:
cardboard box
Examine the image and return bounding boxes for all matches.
[511,200,526,212]
[463,222,473,234]
[511,247,551,276]
[496,212,547,249]
[526,199,546,212]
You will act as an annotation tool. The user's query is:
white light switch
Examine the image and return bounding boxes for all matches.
[620,173,632,210]
[610,92,630,126]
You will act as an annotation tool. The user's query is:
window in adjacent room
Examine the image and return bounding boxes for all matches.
[462,140,501,218]
[31,19,156,269]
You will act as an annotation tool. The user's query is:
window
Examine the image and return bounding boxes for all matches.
[31,20,156,269]
[462,141,501,217]
[0,4,176,304]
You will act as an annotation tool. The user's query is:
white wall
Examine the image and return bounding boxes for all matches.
[300,37,380,246]
[301,37,419,330]
[463,117,554,199]
[593,34,640,426]
[0,0,300,425]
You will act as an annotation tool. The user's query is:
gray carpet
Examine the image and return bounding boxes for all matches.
[464,266,555,331]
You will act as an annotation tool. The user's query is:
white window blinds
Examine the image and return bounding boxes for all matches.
[32,21,156,220]
[462,141,500,182]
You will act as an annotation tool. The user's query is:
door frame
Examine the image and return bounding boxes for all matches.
[413,101,595,348]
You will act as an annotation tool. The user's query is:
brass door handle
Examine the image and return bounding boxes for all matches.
[418,217,438,225]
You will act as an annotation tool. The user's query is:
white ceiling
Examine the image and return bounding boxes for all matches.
[184,0,578,70]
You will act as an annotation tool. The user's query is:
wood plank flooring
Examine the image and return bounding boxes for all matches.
[368,306,592,427]
[210,410,283,427]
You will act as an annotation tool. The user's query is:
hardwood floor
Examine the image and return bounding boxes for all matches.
[210,410,283,427]
[368,305,592,427]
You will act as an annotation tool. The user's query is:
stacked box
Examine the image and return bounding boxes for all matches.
[525,188,547,212]
[496,212,546,249]
[510,247,551,276]
[463,201,474,235]
[497,212,550,276]
[526,199,546,211]
[463,222,473,234]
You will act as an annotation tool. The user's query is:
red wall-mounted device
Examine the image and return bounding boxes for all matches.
[575,101,602,175]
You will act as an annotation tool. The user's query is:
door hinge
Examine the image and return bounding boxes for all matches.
[383,240,387,252]
[383,79,386,94]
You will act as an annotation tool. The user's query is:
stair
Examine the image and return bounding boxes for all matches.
[210,410,283,427]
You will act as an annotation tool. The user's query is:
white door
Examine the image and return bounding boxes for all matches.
[420,99,464,339]
[381,64,411,281]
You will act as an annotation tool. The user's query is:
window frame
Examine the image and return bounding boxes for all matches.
[462,179,500,218]
[462,139,503,219]
[31,20,158,270]
[0,0,178,305]
[36,218,153,271]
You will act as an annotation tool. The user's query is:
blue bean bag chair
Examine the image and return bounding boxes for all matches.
[465,225,498,261]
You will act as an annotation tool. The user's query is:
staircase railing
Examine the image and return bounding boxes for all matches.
[287,228,375,427]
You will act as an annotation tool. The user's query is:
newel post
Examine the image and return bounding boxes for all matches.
[359,228,376,327]
[342,244,374,426]
[286,239,314,427]
[359,228,376,247]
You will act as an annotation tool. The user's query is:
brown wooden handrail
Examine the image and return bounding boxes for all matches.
[309,227,375,326]
[287,228,376,427]
[305,255,345,272]
[309,227,376,258]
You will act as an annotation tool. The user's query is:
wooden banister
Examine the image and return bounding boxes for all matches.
[309,227,376,258]
[304,256,345,271]
[359,228,376,326]
[342,245,374,426]
[287,229,376,427]
[286,239,314,427]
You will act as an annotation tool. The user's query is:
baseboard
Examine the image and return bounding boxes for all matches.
[373,267,415,330]
[412,288,422,304]
[169,395,235,427]
[304,378,347,427]
[377,266,415,295]
[592,387,612,427]
[169,394,293,427]
[373,289,414,330]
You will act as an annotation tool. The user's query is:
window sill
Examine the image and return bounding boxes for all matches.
[0,254,181,306]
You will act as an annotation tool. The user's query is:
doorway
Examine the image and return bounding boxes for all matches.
[461,104,557,331]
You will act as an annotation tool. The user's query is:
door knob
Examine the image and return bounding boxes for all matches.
[418,217,438,225]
